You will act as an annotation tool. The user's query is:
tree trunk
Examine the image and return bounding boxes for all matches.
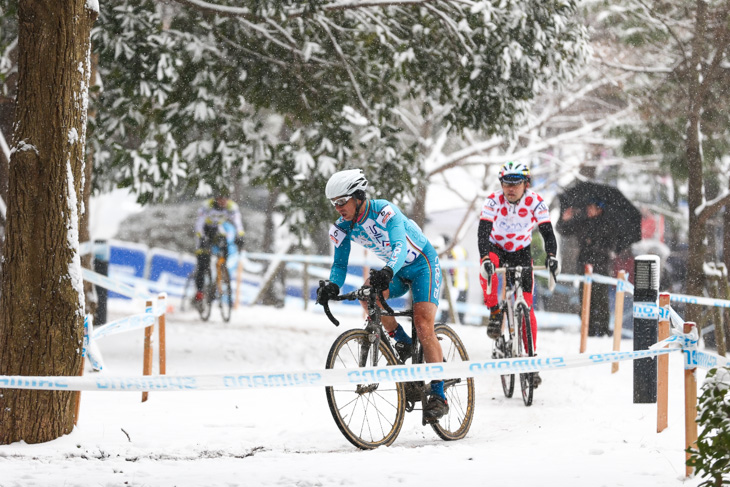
[0,1,97,445]
[80,53,100,320]
[261,188,283,306]
[684,0,707,327]
[411,179,427,229]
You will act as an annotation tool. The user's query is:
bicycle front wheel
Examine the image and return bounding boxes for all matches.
[218,264,232,322]
[180,271,195,312]
[515,303,535,407]
[198,271,213,321]
[494,334,515,398]
[430,324,475,441]
[325,329,406,450]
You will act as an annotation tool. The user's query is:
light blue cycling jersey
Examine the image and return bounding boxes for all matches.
[328,199,440,304]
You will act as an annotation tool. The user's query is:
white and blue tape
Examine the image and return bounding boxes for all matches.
[0,348,677,392]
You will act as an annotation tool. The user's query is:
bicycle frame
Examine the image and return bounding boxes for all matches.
[503,266,531,356]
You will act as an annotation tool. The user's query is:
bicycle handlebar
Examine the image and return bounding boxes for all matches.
[485,265,556,293]
[318,281,395,327]
[493,265,547,274]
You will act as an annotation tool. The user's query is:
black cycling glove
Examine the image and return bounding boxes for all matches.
[481,259,495,280]
[234,236,245,250]
[369,267,394,292]
[316,280,340,305]
[547,255,560,277]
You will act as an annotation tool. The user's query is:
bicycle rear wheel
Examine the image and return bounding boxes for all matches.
[430,324,475,441]
[218,264,232,322]
[325,329,406,449]
[515,303,534,406]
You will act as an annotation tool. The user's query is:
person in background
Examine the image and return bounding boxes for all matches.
[557,198,612,336]
[438,234,470,324]
[193,187,245,303]
[478,162,560,388]
[315,169,449,422]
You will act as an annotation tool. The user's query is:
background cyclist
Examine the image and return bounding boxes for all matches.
[478,162,560,387]
[193,187,245,304]
[315,169,449,422]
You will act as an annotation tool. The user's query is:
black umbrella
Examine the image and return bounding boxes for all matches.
[557,180,642,254]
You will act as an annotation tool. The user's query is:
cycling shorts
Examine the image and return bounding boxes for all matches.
[387,245,441,305]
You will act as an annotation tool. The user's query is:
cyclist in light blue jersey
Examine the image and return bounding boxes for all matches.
[315,169,448,421]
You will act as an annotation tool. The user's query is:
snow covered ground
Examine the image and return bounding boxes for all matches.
[0,299,705,487]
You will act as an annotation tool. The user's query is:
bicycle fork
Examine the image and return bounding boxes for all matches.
[355,320,387,396]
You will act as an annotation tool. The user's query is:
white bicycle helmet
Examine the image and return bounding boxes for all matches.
[325,169,369,199]
[498,162,531,183]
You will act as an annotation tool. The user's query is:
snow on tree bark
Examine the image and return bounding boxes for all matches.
[0,0,97,445]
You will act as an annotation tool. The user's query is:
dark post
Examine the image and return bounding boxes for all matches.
[633,254,660,403]
[93,240,109,326]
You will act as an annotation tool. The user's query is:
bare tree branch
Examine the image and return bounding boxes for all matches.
[597,58,674,73]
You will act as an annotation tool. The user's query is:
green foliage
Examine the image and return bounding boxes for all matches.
[0,0,17,90]
[0,0,589,239]
[597,1,730,190]
[688,366,730,486]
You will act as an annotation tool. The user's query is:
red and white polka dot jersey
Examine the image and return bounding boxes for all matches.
[479,189,551,252]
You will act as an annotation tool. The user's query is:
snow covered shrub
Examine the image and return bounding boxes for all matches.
[688,366,730,486]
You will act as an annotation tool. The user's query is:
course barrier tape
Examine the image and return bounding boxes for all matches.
[669,293,730,309]
[82,268,154,301]
[86,245,730,312]
[633,302,659,319]
[91,312,156,341]
[616,278,634,294]
[684,350,730,370]
[534,269,634,294]
[650,328,699,351]
[668,307,686,331]
[82,314,105,371]
[83,301,163,372]
[0,348,679,392]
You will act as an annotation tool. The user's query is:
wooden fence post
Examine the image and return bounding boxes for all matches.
[142,299,154,403]
[657,293,670,433]
[580,264,593,353]
[158,294,166,376]
[683,322,698,478]
[611,270,627,373]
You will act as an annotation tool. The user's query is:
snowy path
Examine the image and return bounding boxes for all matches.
[0,302,703,486]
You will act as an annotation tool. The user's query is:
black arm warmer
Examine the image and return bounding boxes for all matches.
[478,220,497,260]
[538,222,558,257]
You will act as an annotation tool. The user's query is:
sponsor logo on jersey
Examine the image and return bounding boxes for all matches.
[377,205,396,226]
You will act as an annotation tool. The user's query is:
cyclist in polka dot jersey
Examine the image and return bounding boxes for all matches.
[478,162,560,387]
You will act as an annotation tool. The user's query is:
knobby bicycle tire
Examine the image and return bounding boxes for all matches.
[198,270,213,321]
[496,334,515,398]
[324,329,406,450]
[218,264,232,322]
[497,309,515,398]
[180,271,195,312]
[430,324,475,441]
[515,303,535,407]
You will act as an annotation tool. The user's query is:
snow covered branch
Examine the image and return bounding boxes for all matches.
[170,0,445,20]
